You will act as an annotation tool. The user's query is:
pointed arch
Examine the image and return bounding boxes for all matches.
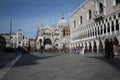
[93,40,97,53]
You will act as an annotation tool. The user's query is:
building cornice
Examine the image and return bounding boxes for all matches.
[70,0,90,17]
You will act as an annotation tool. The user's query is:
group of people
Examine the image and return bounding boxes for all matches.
[105,38,119,58]
[73,38,120,58]
[74,47,84,55]
[16,46,31,54]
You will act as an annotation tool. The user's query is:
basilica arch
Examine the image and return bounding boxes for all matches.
[44,38,52,45]
[44,38,52,50]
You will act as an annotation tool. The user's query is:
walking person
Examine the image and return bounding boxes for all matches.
[113,37,119,56]
[40,46,44,54]
[27,46,31,54]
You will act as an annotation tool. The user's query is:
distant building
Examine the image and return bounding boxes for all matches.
[0,29,29,48]
[0,33,11,47]
[15,29,29,47]
[36,13,70,52]
[70,0,120,53]
[0,35,6,53]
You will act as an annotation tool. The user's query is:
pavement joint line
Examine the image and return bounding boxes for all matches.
[0,54,22,80]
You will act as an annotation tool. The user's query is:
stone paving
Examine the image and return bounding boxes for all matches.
[1,53,120,80]
[0,53,20,69]
[0,52,120,80]
[0,52,21,80]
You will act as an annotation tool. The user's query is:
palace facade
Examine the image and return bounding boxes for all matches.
[70,0,120,53]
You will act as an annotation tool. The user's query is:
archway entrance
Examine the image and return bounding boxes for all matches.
[44,38,52,45]
[93,40,97,53]
[99,40,103,53]
[89,41,92,52]
[85,42,87,53]
[44,38,52,50]
[99,2,104,14]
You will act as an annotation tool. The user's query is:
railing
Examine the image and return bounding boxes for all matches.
[71,10,120,42]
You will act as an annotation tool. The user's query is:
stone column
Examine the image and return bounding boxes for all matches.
[93,27,95,38]
[110,22,112,35]
[97,46,99,53]
[96,26,98,37]
[114,21,117,34]
[106,24,108,36]
[119,19,120,33]
[102,24,104,36]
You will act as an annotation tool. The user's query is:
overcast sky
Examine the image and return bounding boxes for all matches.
[0,0,85,38]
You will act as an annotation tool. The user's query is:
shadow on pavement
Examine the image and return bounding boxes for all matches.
[13,53,59,67]
[88,56,120,71]
[0,53,19,69]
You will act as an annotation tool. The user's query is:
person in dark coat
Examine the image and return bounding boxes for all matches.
[104,38,110,58]
[40,46,44,54]
[109,39,114,58]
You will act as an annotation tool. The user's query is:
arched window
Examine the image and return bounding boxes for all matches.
[80,16,82,24]
[95,28,97,36]
[89,10,92,19]
[108,23,110,32]
[63,29,65,36]
[104,24,106,33]
[112,21,114,31]
[116,19,119,31]
[101,26,103,34]
[99,3,104,14]
[98,27,100,35]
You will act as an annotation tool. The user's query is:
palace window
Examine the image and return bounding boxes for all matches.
[118,13,120,18]
[23,36,24,39]
[80,16,82,24]
[116,19,119,30]
[73,20,76,28]
[101,26,103,34]
[87,10,92,20]
[116,0,120,4]
[112,21,114,31]
[104,24,106,33]
[108,23,110,32]
[63,29,65,36]
[113,15,116,19]
[99,2,104,14]
[113,0,120,6]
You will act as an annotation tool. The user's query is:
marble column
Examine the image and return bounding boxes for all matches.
[114,21,117,34]
[110,22,112,35]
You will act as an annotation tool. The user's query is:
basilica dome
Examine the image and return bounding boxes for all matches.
[57,14,68,27]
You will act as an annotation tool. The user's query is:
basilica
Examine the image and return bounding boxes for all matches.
[36,14,70,52]
[70,0,120,53]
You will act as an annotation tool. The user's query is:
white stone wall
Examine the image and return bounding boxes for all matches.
[70,0,120,53]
